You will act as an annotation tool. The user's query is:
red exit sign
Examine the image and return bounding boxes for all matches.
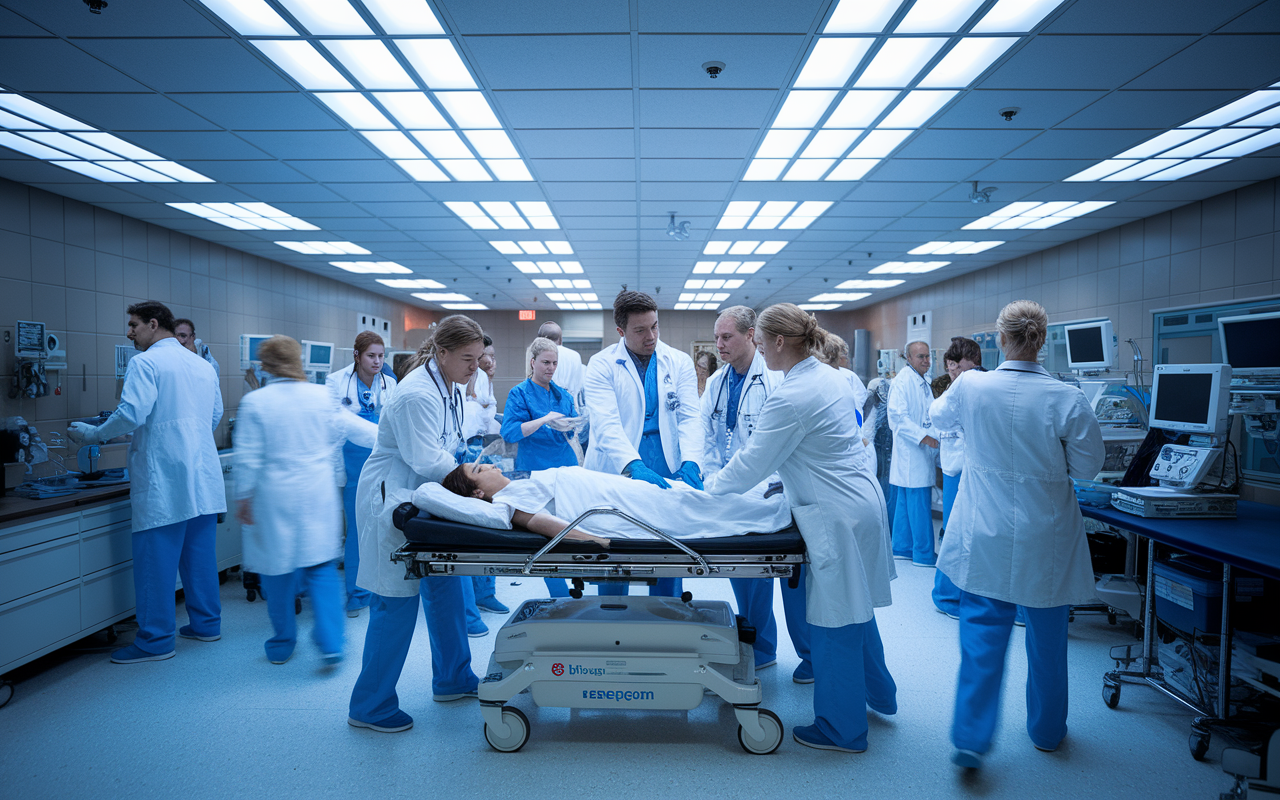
[519,310,536,321]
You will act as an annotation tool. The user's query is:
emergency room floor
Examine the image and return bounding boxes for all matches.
[0,543,1239,799]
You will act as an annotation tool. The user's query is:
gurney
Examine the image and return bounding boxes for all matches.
[391,502,807,754]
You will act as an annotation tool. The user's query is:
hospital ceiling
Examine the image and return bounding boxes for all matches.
[1,0,1279,315]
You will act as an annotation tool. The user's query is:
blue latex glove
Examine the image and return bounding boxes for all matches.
[676,461,704,490]
[624,459,670,489]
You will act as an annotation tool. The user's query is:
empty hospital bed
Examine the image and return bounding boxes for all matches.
[391,502,806,754]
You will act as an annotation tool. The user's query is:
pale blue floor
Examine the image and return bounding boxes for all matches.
[0,543,1234,799]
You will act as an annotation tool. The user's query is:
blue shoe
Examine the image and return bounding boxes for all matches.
[348,710,413,733]
[867,699,897,716]
[467,623,489,638]
[178,625,220,642]
[892,551,912,561]
[346,597,370,618]
[934,605,959,621]
[111,644,175,664]
[792,724,866,753]
[912,559,938,568]
[476,598,510,614]
[433,688,479,702]
[321,652,343,666]
[755,657,778,671]
[952,748,983,769]
[792,661,815,684]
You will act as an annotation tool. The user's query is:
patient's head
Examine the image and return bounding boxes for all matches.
[442,463,510,502]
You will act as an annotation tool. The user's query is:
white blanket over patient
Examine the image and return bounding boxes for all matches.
[491,466,791,540]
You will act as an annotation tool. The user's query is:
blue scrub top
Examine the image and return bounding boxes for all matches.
[501,378,579,471]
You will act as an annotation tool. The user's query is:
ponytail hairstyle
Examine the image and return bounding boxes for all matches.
[756,303,823,355]
[399,315,484,379]
[996,300,1048,357]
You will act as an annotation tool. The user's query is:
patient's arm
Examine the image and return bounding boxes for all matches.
[511,509,610,548]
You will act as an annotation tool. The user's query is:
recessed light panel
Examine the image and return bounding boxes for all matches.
[332,261,413,274]
[963,201,1113,230]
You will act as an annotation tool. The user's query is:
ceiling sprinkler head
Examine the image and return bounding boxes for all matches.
[703,61,726,79]
[667,212,691,241]
[84,0,108,12]
[999,106,1020,122]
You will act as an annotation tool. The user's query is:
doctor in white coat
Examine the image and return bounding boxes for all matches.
[706,303,896,754]
[583,290,702,597]
[888,340,940,566]
[348,316,485,734]
[67,301,225,665]
[700,306,810,678]
[930,301,1104,770]
[236,336,346,665]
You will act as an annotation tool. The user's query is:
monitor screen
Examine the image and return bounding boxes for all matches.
[1066,326,1105,364]
[1220,314,1280,370]
[308,344,332,365]
[1151,372,1212,426]
[247,336,267,360]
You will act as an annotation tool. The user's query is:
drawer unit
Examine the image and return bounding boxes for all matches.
[0,514,79,557]
[0,582,81,672]
[81,563,134,629]
[81,521,132,575]
[81,500,131,533]
[0,536,79,606]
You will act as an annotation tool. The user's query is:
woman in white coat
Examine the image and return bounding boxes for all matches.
[236,337,346,664]
[706,304,896,754]
[348,316,485,734]
[929,301,1104,770]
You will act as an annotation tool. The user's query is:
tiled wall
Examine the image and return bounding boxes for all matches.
[0,177,411,472]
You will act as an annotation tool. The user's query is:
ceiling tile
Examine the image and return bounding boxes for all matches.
[638,0,825,33]
[639,128,759,158]
[979,36,1198,90]
[282,160,409,182]
[0,39,148,92]
[496,90,634,128]
[638,89,778,128]
[970,159,1096,182]
[71,38,292,93]
[1220,0,1280,32]
[168,93,341,130]
[637,34,803,89]
[180,160,308,183]
[542,182,637,201]
[1005,129,1155,159]
[1124,35,1280,89]
[13,0,222,36]
[1044,0,1261,33]
[445,0,631,34]
[122,131,271,160]
[551,201,637,216]
[332,184,433,202]
[465,35,632,90]
[866,159,992,182]
[931,90,1109,129]
[845,182,952,201]
[531,158,636,181]
[0,7,50,36]
[232,183,347,202]
[1058,89,1245,128]
[639,159,743,181]
[897,129,1039,159]
[28,91,219,130]
[515,129,635,158]
[237,131,378,160]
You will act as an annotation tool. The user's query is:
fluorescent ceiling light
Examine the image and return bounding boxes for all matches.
[435,92,501,128]
[395,159,449,181]
[713,262,741,274]
[517,201,559,229]
[316,92,393,129]
[878,90,956,127]
[489,241,522,254]
[703,242,729,255]
[1232,105,1280,127]
[546,241,573,255]
[378,278,447,288]
[848,129,911,158]
[23,131,118,160]
[486,159,534,181]
[1141,159,1229,181]
[52,161,137,182]
[322,40,416,89]
[397,40,477,90]
[444,201,496,228]
[1205,129,1280,158]
[1161,128,1259,158]
[143,161,214,182]
[854,38,946,88]
[756,241,787,255]
[464,130,519,159]
[168,203,224,219]
[411,292,472,302]
[70,132,160,161]
[896,0,985,33]
[374,92,449,128]
[442,304,490,310]
[532,279,554,288]
[868,261,948,274]
[1114,129,1204,159]
[520,264,544,276]
[779,201,834,230]
[773,91,837,128]
[1102,160,1183,181]
[801,129,861,158]
[743,159,788,181]
[799,304,841,311]
[1019,216,1069,229]
[194,0,294,35]
[756,129,809,159]
[0,109,44,129]
[727,241,759,255]
[1064,159,1137,182]
[794,38,873,88]
[276,0,371,35]
[824,0,902,33]
[0,132,79,160]
[362,0,445,34]
[693,262,715,274]
[991,201,1041,217]
[517,241,548,255]
[784,159,835,180]
[810,292,871,302]
[411,130,472,159]
[1181,90,1280,128]
[1058,201,1113,217]
[332,261,412,274]
[972,0,1066,32]
[836,279,904,288]
[826,158,879,181]
[254,41,353,90]
[825,90,899,128]
[97,161,174,182]
[0,94,91,130]
[917,38,1016,88]
[360,130,422,159]
[726,201,761,216]
[275,241,322,254]
[909,241,1002,255]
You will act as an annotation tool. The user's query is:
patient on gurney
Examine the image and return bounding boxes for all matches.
[441,464,792,543]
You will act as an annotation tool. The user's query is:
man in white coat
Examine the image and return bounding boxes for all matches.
[584,290,702,597]
[538,321,584,405]
[68,301,225,664]
[888,341,940,567]
[700,306,809,678]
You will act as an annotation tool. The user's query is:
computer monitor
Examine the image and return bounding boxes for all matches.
[302,340,334,372]
[1148,363,1232,436]
[1217,310,1280,376]
[1064,319,1113,370]
[239,334,272,371]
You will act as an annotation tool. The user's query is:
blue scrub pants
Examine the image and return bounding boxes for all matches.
[543,578,570,597]
[880,478,897,533]
[891,485,936,565]
[952,591,1070,754]
[131,514,220,654]
[472,576,498,606]
[731,578,778,667]
[780,568,814,673]
[932,472,962,616]
[349,577,479,724]
[810,616,896,751]
[459,577,486,635]
[261,560,343,662]
[342,479,371,612]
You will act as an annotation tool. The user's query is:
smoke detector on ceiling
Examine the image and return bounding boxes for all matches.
[702,61,726,79]
[968,181,998,204]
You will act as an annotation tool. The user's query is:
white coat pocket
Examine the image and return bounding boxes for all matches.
[792,504,835,570]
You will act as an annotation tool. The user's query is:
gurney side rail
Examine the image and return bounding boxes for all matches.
[526,508,710,576]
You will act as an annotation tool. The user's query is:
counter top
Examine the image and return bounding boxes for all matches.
[0,484,130,525]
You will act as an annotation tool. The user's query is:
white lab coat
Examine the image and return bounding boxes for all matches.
[699,351,781,475]
[706,357,894,628]
[888,367,938,488]
[929,362,1105,608]
[839,366,876,476]
[355,359,463,597]
[583,340,702,476]
[326,363,397,452]
[462,370,498,439]
[234,380,344,575]
[939,427,965,476]
[94,338,226,532]
[556,344,585,404]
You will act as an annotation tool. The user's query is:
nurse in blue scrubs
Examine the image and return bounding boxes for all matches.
[500,336,580,597]
[326,332,396,618]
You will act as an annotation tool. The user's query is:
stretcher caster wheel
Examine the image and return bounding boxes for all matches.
[218,569,228,585]
[1107,612,1118,625]
[681,591,693,603]
[246,590,258,602]
[1189,729,1210,761]
[0,680,13,710]
[1102,680,1120,709]
[738,709,783,755]
[569,589,583,599]
[484,706,530,753]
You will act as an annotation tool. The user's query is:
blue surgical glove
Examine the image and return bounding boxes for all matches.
[624,459,670,489]
[676,461,704,490]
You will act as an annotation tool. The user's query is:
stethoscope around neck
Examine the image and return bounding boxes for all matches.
[710,370,765,427]
[423,358,465,449]
[341,367,388,412]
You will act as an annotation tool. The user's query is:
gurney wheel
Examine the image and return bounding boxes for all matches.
[1189,729,1210,761]
[1102,679,1120,709]
[738,708,783,755]
[484,706,530,753]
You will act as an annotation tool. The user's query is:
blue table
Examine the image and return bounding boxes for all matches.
[1080,500,1280,760]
